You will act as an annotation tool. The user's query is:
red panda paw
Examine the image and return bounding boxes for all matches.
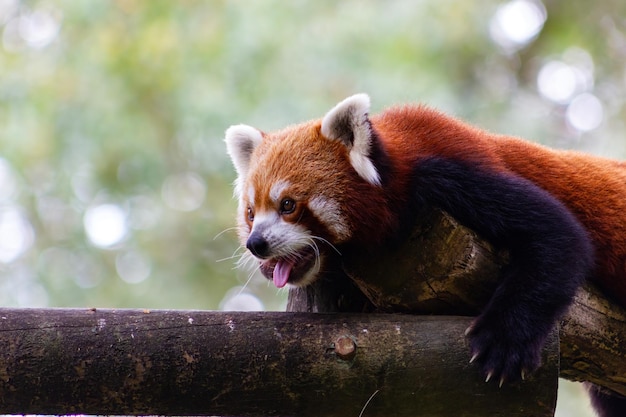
[465,316,544,387]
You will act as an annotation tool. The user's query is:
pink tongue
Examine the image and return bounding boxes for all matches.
[273,259,293,288]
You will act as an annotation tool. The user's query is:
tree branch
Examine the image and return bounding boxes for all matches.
[0,308,557,416]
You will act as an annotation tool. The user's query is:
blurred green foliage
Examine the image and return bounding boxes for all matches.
[1,1,625,414]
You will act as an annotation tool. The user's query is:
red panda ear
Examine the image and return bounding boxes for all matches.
[224,124,264,195]
[321,94,381,186]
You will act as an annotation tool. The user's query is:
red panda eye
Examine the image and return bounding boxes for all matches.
[280,198,296,214]
[247,207,254,222]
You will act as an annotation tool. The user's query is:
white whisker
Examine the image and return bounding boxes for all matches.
[216,245,247,263]
[236,266,260,296]
[236,251,258,270]
[311,235,342,256]
[304,238,322,274]
[213,226,241,241]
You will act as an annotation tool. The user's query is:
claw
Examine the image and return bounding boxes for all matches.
[521,369,526,381]
[499,377,505,388]
[485,371,493,383]
[464,326,473,336]
[469,353,479,364]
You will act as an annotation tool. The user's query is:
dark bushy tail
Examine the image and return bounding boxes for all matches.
[585,383,626,417]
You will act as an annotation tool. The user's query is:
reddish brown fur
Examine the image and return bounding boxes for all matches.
[371,105,626,305]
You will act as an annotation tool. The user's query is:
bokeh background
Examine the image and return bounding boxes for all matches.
[2,0,625,415]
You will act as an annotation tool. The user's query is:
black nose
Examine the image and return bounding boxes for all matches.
[246,232,270,258]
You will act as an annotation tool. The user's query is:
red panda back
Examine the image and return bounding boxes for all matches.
[372,104,626,305]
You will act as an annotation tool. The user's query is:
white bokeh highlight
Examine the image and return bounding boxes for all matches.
[3,6,61,52]
[0,207,34,263]
[490,0,546,51]
[566,93,604,132]
[537,61,581,104]
[84,204,128,248]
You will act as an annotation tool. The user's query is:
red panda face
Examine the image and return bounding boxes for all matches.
[225,94,384,288]
[240,175,341,288]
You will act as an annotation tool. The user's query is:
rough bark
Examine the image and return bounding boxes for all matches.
[287,210,626,397]
[0,308,558,416]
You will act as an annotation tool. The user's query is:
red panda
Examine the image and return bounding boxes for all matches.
[225,94,626,417]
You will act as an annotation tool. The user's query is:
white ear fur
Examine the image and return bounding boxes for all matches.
[225,124,263,176]
[321,94,381,186]
[224,124,264,196]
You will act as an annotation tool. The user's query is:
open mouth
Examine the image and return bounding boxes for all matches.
[258,246,319,288]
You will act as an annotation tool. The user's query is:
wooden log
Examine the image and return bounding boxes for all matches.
[561,285,626,396]
[0,308,558,417]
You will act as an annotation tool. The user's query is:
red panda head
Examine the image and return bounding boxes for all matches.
[225,94,391,288]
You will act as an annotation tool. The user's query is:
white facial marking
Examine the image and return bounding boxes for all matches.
[250,211,279,234]
[308,196,351,241]
[270,180,291,204]
[251,211,310,258]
